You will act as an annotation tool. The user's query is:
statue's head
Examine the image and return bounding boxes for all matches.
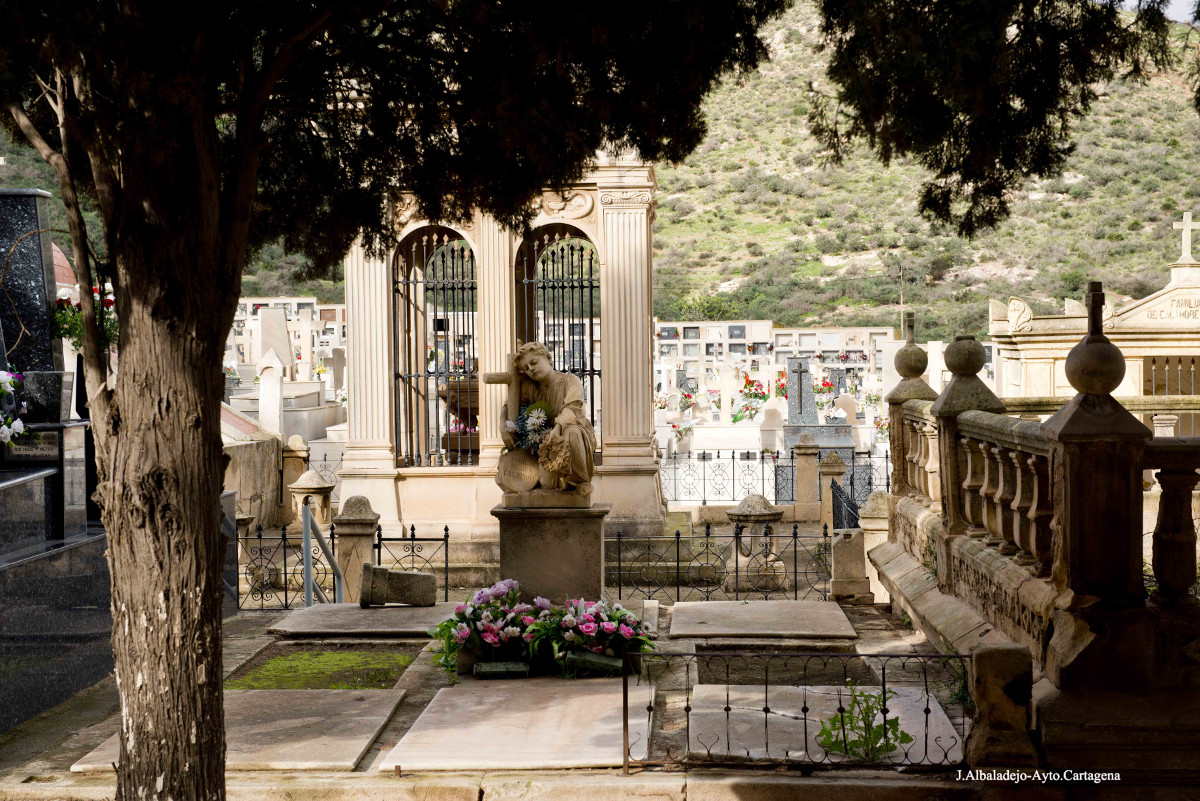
[516,341,554,382]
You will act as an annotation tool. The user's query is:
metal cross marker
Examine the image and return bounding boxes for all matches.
[1173,211,1200,263]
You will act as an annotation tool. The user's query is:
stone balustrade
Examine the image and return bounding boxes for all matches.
[955,412,1053,577]
[1141,437,1200,601]
[900,401,938,502]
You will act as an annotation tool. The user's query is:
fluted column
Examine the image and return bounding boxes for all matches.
[344,241,395,462]
[475,218,516,468]
[598,189,655,464]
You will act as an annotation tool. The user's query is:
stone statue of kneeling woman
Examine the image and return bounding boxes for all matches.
[496,341,595,501]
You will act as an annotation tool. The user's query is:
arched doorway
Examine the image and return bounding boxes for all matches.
[393,226,479,466]
[514,223,601,444]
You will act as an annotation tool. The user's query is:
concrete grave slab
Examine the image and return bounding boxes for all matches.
[270,600,659,639]
[72,690,405,772]
[379,677,652,771]
[688,684,962,765]
[669,600,857,640]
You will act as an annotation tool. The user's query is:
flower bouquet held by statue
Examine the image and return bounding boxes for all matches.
[486,341,597,508]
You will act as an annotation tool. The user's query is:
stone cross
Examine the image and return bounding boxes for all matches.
[482,351,523,429]
[1173,211,1200,264]
[1086,280,1105,336]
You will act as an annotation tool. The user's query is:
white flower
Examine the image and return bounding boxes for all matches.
[526,408,546,427]
[505,420,516,432]
[57,288,74,300]
[502,626,520,638]
[564,631,575,641]
[562,614,577,628]
[0,425,11,443]
[10,419,23,436]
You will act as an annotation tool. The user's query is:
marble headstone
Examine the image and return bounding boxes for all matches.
[258,307,291,379]
[0,190,62,374]
[329,347,346,390]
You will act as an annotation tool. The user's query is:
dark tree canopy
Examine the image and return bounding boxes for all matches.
[811,0,1188,235]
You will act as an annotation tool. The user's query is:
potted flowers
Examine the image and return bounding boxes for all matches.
[670,422,694,453]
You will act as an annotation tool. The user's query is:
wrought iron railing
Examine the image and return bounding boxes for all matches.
[830,479,859,530]
[659,450,796,506]
[816,450,890,504]
[237,522,338,610]
[606,524,829,603]
[374,524,452,602]
[622,651,972,770]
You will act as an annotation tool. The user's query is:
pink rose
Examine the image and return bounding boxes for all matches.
[619,624,634,639]
[600,621,617,634]
[523,632,534,642]
[481,632,500,646]
[581,613,595,623]
[579,622,598,636]
[521,615,536,626]
[455,604,466,614]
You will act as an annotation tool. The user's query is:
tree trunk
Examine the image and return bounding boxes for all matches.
[101,296,228,801]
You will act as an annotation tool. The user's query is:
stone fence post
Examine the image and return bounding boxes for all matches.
[858,490,890,603]
[928,336,1005,593]
[791,432,820,522]
[884,312,937,541]
[333,496,381,604]
[818,451,846,535]
[1041,282,1151,691]
[965,644,1037,767]
[829,528,873,604]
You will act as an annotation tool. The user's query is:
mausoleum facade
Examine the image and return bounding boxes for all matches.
[339,153,664,538]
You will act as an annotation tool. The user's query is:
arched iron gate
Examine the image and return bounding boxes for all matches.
[515,226,602,443]
[393,227,479,466]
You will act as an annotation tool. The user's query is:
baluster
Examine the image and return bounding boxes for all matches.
[904,419,919,491]
[980,444,1003,547]
[1024,455,1053,577]
[1009,450,1036,565]
[1152,468,1200,601]
[991,446,1018,554]
[923,422,941,503]
[959,438,986,537]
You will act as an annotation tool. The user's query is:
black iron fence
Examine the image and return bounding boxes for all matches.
[237,524,340,611]
[623,651,972,771]
[605,524,829,603]
[816,449,890,505]
[374,525,452,603]
[659,450,796,506]
[237,522,455,609]
[830,479,860,531]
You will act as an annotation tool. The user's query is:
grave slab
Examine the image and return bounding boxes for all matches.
[688,684,962,765]
[669,600,856,640]
[72,690,405,772]
[270,600,658,639]
[379,677,652,771]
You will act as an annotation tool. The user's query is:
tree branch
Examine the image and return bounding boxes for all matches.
[7,94,112,425]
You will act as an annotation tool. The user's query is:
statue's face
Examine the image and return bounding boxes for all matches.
[520,353,552,382]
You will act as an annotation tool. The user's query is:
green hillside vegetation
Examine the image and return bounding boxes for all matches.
[2,1,1197,335]
[652,2,1200,339]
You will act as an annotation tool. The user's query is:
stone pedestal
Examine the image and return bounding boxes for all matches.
[491,503,611,604]
[332,496,380,605]
[829,528,874,604]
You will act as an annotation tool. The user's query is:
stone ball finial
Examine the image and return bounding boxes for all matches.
[1064,281,1125,395]
[944,335,986,377]
[894,338,928,380]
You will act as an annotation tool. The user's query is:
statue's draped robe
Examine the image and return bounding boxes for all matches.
[520,371,596,488]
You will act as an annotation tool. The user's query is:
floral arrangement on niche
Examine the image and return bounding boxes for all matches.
[431,579,654,678]
[813,378,836,412]
[836,350,850,362]
[313,360,327,379]
[774,375,788,399]
[53,286,118,350]
[875,417,890,438]
[863,390,882,409]
[741,375,769,403]
[654,392,673,411]
[731,400,761,424]
[671,422,694,441]
[449,418,478,433]
[504,400,555,456]
[707,390,721,410]
[677,392,695,412]
[223,365,241,386]
[0,369,27,445]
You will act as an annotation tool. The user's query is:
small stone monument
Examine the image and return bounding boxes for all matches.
[288,469,336,526]
[723,494,789,593]
[484,341,610,603]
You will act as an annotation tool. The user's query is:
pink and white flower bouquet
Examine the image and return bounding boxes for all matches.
[525,597,654,674]
[431,579,553,676]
